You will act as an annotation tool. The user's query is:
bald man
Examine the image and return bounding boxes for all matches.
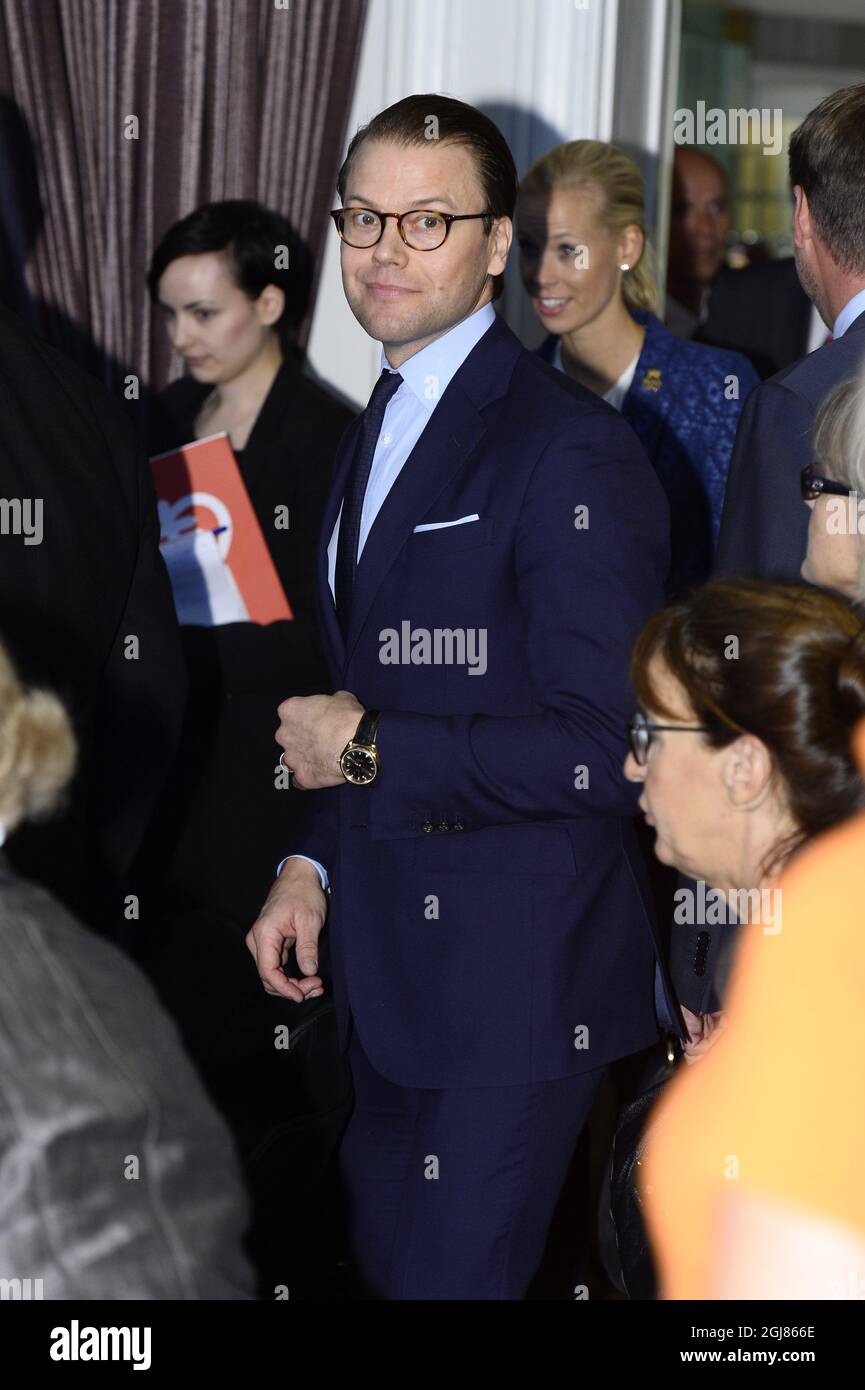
[665,148,731,337]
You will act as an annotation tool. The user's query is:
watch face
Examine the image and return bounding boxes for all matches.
[341,746,378,784]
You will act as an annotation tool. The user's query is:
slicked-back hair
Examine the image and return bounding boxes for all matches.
[336,93,516,302]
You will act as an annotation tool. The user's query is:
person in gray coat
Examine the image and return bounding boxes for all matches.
[0,642,254,1299]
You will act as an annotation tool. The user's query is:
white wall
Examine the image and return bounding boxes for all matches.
[305,0,680,408]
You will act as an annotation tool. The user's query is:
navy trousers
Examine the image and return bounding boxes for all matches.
[338,1025,606,1299]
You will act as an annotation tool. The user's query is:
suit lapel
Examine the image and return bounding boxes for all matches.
[344,384,487,664]
[317,313,520,674]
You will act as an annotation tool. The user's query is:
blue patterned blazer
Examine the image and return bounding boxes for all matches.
[538,311,759,593]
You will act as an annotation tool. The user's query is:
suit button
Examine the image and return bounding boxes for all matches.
[421,820,434,833]
[438,819,450,833]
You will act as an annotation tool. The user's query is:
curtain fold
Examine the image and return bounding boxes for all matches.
[0,0,367,419]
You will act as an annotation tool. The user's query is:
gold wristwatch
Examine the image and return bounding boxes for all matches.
[339,709,380,785]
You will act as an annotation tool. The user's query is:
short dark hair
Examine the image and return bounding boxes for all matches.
[147,199,310,338]
[789,82,865,277]
[632,577,865,877]
[336,93,516,302]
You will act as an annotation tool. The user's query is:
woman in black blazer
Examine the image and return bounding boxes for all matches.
[142,203,357,1295]
[146,200,356,929]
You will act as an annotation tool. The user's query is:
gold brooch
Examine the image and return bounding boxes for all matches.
[641,368,662,392]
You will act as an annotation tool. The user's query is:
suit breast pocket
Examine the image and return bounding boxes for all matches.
[409,519,495,554]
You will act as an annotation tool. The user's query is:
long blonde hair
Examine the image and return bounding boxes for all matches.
[518,139,659,314]
[0,643,76,834]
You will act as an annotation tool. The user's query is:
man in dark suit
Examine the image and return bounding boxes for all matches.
[0,304,184,934]
[674,82,865,1026]
[246,94,683,1299]
[715,82,865,586]
[698,256,815,381]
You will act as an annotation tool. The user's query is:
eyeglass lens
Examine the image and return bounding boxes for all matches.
[340,209,447,249]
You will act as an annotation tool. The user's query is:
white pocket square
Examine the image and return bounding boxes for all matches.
[413,514,480,533]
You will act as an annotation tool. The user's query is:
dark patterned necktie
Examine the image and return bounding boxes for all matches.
[335,366,403,637]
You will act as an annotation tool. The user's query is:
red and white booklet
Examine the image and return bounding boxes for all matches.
[149,432,292,626]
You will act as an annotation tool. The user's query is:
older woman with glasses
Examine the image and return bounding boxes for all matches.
[801,357,865,602]
[625,574,865,1066]
[614,575,865,1297]
[627,570,865,1299]
[625,577,865,917]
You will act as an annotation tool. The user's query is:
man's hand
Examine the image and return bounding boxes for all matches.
[276,690,364,790]
[680,1004,705,1045]
[246,858,328,1002]
[681,1007,727,1065]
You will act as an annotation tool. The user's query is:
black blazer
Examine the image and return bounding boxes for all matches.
[697,257,813,381]
[0,306,185,931]
[147,351,356,927]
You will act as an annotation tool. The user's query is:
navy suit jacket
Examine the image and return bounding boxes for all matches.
[697,258,812,381]
[673,311,865,1014]
[292,311,681,1087]
[715,309,865,582]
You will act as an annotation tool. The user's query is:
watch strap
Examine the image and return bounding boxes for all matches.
[352,708,380,747]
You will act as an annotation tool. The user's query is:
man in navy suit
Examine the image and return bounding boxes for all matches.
[246,94,680,1299]
[715,82,865,587]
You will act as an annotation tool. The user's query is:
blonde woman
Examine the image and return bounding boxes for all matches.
[517,140,759,594]
[0,644,253,1298]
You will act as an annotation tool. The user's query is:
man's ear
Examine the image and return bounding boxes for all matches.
[489,214,513,278]
[722,735,772,808]
[792,186,812,250]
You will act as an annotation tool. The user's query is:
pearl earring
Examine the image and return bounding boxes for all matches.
[620,262,630,272]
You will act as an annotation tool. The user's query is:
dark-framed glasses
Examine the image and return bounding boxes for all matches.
[330,206,491,251]
[801,463,854,501]
[628,710,710,767]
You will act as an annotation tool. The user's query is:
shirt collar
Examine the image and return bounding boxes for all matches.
[833,286,865,339]
[379,302,497,411]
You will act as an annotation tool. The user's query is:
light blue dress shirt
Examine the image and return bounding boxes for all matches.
[833,286,865,339]
[325,301,497,595]
[285,300,498,891]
